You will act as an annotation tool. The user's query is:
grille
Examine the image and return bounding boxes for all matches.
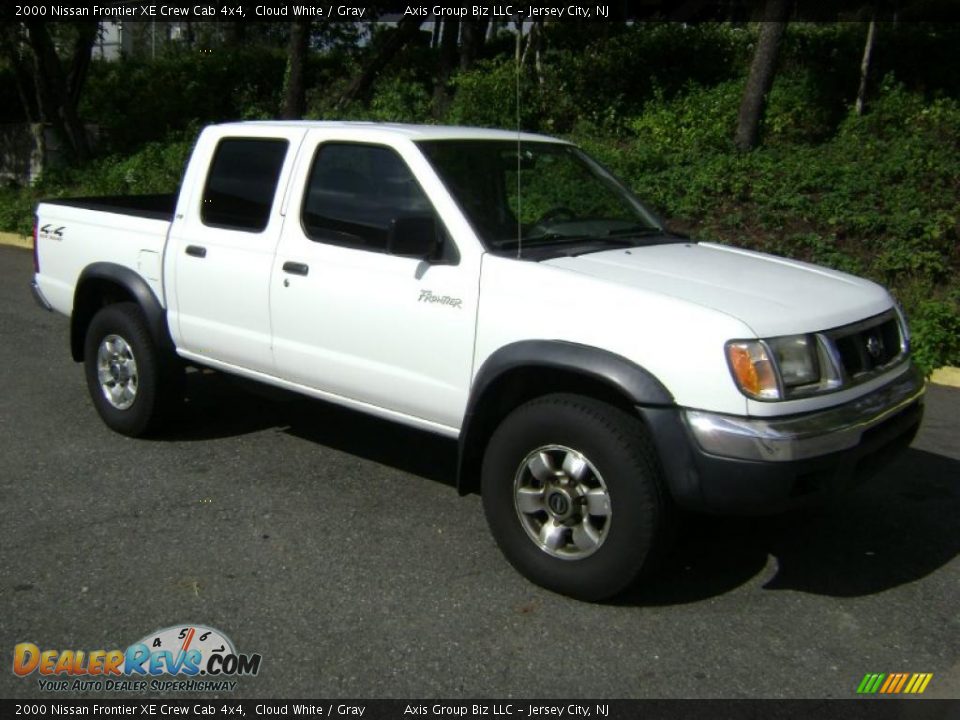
[830,315,903,379]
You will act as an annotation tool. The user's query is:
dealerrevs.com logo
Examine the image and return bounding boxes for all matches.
[13,624,262,693]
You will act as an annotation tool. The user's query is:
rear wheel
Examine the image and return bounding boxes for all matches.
[84,302,180,436]
[482,394,670,601]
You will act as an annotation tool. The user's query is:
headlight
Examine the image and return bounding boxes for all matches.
[726,335,821,401]
[767,335,820,387]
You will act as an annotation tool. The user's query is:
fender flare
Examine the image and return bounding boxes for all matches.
[456,340,674,493]
[71,262,172,361]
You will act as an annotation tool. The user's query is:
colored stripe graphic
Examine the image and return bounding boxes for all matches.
[857,673,885,694]
[857,673,933,694]
[879,674,897,693]
[909,674,934,694]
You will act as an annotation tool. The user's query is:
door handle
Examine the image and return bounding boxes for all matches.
[282,261,309,276]
[185,245,207,258]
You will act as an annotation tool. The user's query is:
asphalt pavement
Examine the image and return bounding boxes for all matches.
[1,244,957,699]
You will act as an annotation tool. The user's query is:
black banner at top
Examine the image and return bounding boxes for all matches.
[4,0,960,23]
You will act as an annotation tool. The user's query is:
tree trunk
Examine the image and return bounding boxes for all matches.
[519,20,546,90]
[459,19,488,71]
[0,23,36,122]
[11,55,36,123]
[66,23,97,111]
[432,20,459,118]
[335,18,424,110]
[519,20,537,67]
[734,0,792,152]
[26,22,97,163]
[281,21,311,120]
[534,21,545,90]
[26,23,67,131]
[855,16,877,116]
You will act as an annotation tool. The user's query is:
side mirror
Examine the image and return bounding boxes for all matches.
[387,215,441,260]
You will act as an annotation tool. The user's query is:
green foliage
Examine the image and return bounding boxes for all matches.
[366,70,433,123]
[65,135,194,196]
[446,58,527,129]
[908,299,960,377]
[80,50,287,151]
[443,23,751,135]
[764,71,839,143]
[0,131,193,236]
[0,186,37,237]
[47,134,193,197]
[540,23,750,133]
[630,80,741,159]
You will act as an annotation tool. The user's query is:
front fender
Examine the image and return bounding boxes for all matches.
[456,340,674,494]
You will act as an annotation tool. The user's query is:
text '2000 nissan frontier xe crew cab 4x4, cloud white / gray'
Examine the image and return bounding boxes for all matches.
[31,122,925,600]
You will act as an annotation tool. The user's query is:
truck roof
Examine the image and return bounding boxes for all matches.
[223,120,564,144]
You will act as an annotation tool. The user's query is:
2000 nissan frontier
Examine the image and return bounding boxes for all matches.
[31,122,925,600]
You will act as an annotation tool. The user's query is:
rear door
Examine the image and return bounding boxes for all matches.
[168,127,304,373]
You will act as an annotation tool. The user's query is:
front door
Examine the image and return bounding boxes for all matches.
[270,137,480,431]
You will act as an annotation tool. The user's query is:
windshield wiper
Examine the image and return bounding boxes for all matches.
[564,237,643,256]
[497,231,679,256]
[605,225,664,237]
[497,233,588,250]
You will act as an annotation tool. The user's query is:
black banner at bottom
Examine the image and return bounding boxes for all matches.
[1,699,959,720]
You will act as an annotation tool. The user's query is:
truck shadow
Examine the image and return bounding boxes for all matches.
[618,447,960,605]
[166,370,958,602]
[164,368,458,487]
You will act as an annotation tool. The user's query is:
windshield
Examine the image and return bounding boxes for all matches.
[416,140,665,255]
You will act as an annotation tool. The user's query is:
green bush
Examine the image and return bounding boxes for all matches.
[908,300,960,377]
[446,58,527,129]
[366,71,433,123]
[541,23,750,133]
[0,186,37,237]
[81,50,287,152]
[0,131,193,236]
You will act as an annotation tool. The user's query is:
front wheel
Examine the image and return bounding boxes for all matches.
[481,394,670,601]
[84,302,179,437]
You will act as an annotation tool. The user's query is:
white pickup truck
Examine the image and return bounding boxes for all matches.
[31,121,925,600]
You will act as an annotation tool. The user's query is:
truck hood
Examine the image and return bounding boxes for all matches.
[542,241,893,337]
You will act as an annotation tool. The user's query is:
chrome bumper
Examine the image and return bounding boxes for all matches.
[685,365,925,462]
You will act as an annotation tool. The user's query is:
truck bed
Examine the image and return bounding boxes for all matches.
[40,193,177,221]
[34,195,174,317]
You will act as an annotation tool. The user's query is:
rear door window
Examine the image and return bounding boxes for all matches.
[201,138,289,232]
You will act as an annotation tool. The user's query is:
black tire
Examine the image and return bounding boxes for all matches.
[481,393,671,601]
[83,302,180,437]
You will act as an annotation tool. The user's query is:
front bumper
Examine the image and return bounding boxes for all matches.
[685,366,924,462]
[641,364,925,514]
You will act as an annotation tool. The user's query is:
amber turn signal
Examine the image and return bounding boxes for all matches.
[725,341,780,400]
